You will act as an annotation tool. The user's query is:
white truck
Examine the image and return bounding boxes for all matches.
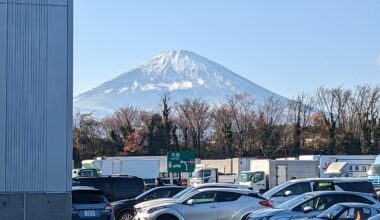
[299,155,376,178]
[236,159,319,193]
[197,157,254,174]
[81,158,160,179]
[368,154,380,190]
[189,166,219,186]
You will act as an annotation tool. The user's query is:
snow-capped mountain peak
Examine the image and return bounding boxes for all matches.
[74,50,287,117]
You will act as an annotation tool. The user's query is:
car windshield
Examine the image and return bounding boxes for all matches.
[172,187,194,199]
[263,181,292,197]
[368,164,380,176]
[190,170,202,178]
[276,194,314,209]
[317,204,345,219]
[237,173,254,182]
[177,189,201,203]
[136,187,157,200]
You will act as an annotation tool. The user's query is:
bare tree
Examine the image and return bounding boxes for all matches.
[159,91,174,151]
[287,93,314,155]
[226,93,256,155]
[259,96,285,126]
[211,104,234,157]
[351,85,380,153]
[175,99,211,157]
[313,86,351,154]
[256,96,285,158]
[73,112,111,163]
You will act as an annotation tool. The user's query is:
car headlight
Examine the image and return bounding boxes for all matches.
[142,206,166,214]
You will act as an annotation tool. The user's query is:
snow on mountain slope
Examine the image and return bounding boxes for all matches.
[74,50,288,117]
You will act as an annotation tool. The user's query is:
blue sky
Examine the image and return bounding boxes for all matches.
[74,0,380,98]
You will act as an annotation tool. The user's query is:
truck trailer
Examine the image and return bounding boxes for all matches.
[299,155,376,177]
[236,159,318,192]
[81,158,160,179]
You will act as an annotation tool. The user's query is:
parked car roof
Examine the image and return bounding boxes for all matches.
[337,202,377,208]
[72,186,99,191]
[194,182,252,188]
[73,175,141,179]
[298,190,374,197]
[287,177,372,183]
[195,187,257,195]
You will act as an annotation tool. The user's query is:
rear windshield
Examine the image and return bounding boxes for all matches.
[335,182,374,193]
[72,190,106,204]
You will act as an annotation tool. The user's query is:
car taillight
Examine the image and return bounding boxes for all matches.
[259,200,272,208]
[105,204,113,211]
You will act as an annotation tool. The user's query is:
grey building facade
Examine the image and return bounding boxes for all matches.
[0,0,72,219]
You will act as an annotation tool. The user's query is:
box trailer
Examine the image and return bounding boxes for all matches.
[82,158,160,179]
[236,159,318,192]
[299,155,376,177]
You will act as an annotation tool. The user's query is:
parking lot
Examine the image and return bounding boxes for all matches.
[72,174,380,220]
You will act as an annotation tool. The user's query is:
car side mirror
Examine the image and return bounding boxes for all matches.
[186,199,195,205]
[303,206,313,213]
[284,190,293,197]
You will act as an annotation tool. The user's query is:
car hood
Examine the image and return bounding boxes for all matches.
[295,218,322,220]
[111,198,136,206]
[134,198,176,209]
[249,208,324,220]
[248,208,290,218]
[136,201,178,212]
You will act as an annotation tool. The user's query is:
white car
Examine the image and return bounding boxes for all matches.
[134,188,271,220]
[134,183,253,213]
[247,191,380,220]
[263,178,375,206]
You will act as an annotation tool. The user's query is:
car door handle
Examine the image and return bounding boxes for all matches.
[210,205,217,209]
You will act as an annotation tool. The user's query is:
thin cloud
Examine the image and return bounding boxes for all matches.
[377,55,380,67]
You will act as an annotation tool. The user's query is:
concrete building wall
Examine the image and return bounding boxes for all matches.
[0,0,72,219]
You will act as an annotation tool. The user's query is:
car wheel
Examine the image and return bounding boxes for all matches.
[241,213,251,220]
[118,210,134,220]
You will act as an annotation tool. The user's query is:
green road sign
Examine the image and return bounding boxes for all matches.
[167,151,196,173]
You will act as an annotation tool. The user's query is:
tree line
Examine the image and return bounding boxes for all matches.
[73,85,380,167]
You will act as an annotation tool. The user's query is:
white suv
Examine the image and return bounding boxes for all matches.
[134,183,253,213]
[134,188,271,220]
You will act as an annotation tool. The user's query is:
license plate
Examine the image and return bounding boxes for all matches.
[83,210,96,217]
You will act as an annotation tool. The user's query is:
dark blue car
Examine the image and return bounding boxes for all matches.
[72,186,115,220]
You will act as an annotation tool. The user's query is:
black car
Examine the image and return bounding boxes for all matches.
[72,186,115,220]
[73,176,145,202]
[111,186,186,220]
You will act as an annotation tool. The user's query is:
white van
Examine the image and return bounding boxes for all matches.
[263,178,375,206]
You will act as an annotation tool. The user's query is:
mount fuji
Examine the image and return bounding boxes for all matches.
[74,50,288,117]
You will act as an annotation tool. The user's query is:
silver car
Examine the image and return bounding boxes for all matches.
[134,188,271,220]
[134,183,253,214]
[301,203,380,220]
[247,191,380,220]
